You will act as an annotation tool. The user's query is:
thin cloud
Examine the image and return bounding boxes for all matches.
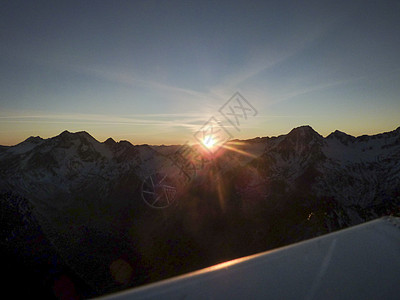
[0,113,202,131]
[73,65,216,103]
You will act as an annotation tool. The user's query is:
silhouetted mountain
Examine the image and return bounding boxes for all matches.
[326,130,356,145]
[103,137,117,146]
[0,126,399,298]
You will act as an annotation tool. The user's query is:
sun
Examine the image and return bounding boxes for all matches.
[202,135,216,149]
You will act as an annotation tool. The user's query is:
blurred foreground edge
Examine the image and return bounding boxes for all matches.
[98,217,400,300]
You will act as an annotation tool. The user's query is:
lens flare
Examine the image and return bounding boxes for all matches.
[203,135,216,149]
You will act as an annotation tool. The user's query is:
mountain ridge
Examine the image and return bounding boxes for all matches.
[0,124,399,297]
[5,125,399,148]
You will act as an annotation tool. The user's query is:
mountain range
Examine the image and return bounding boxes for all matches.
[1,125,399,298]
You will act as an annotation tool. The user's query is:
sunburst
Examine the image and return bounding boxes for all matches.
[202,135,216,149]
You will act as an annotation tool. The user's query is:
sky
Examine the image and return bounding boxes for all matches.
[1,0,400,145]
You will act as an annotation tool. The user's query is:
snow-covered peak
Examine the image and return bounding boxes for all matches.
[272,125,324,159]
[323,127,400,163]
[57,130,97,143]
[6,135,45,155]
[287,125,322,139]
[326,130,356,146]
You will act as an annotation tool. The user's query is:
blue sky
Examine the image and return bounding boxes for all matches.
[1,0,399,145]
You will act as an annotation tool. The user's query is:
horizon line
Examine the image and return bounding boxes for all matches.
[2,125,399,147]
